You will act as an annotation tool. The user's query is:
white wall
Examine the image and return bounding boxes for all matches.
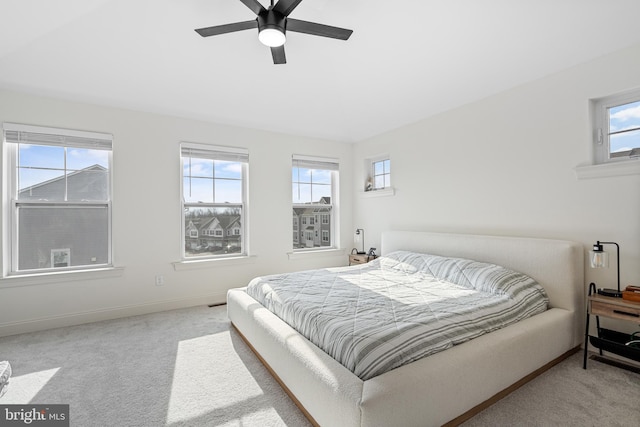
[0,90,353,336]
[3,42,640,338]
[353,43,640,293]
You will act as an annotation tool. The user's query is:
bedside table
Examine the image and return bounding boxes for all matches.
[583,284,640,372]
[349,253,377,266]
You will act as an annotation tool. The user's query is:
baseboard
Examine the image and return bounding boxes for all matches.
[0,292,227,337]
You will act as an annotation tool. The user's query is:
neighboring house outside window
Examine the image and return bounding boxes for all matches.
[181,143,248,258]
[3,123,112,275]
[187,223,199,239]
[292,155,338,250]
[592,89,640,165]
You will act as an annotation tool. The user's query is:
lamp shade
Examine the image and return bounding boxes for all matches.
[354,229,365,253]
[589,249,609,268]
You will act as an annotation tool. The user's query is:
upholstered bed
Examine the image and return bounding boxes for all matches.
[227,231,584,426]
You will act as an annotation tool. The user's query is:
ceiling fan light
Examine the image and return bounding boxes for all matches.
[258,28,286,47]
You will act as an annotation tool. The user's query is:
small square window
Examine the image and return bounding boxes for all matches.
[371,159,391,190]
[593,89,640,164]
[363,155,393,193]
[608,100,640,158]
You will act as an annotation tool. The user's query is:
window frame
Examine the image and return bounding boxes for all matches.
[292,155,339,252]
[180,142,248,260]
[3,123,113,276]
[372,158,391,190]
[593,88,640,165]
[363,154,393,193]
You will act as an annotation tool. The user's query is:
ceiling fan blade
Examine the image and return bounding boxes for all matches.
[286,19,353,40]
[238,0,267,16]
[273,0,304,17]
[195,20,257,37]
[271,45,286,64]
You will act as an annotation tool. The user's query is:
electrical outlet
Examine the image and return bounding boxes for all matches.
[155,275,165,286]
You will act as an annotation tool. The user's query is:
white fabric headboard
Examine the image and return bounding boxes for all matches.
[381,231,584,316]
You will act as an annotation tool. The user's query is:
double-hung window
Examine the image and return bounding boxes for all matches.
[3,123,112,275]
[181,143,248,258]
[593,89,640,164]
[292,155,338,251]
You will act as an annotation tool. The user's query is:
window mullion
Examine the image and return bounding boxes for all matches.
[609,127,640,136]
[212,159,216,203]
[188,156,192,199]
[63,146,68,201]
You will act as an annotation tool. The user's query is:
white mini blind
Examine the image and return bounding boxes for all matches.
[4,123,112,150]
[181,143,249,163]
[292,154,339,170]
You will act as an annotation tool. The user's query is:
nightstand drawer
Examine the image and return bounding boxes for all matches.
[591,300,640,321]
[584,286,640,371]
[349,254,376,265]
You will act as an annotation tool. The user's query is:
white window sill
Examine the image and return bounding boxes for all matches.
[287,248,346,260]
[575,159,640,179]
[173,255,256,271]
[0,266,124,288]
[361,187,395,198]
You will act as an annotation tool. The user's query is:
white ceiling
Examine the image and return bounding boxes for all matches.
[2,0,640,142]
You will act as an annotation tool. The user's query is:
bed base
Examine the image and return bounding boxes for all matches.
[232,320,579,426]
[443,346,579,426]
[231,322,321,427]
[227,231,584,427]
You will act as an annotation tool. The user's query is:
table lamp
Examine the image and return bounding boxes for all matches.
[590,241,622,298]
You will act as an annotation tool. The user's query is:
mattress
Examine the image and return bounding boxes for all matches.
[245,251,549,380]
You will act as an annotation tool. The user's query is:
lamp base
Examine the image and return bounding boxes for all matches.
[597,288,623,298]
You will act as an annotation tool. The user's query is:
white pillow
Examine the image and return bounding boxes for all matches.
[0,360,11,398]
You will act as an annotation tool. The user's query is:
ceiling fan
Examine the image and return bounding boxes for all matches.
[194,0,353,64]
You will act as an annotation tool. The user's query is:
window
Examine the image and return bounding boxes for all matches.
[292,155,338,250]
[364,155,393,193]
[372,159,391,190]
[181,143,248,258]
[593,89,640,164]
[3,123,112,275]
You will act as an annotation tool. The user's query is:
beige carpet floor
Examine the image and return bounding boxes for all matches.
[0,305,638,426]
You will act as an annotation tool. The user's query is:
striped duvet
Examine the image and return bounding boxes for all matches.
[245,251,549,380]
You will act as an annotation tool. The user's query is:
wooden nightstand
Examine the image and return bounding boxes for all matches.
[583,284,640,372]
[349,253,377,266]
